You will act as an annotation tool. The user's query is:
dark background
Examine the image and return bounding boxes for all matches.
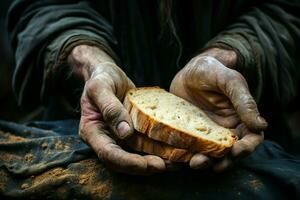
[0,0,28,121]
[0,1,299,155]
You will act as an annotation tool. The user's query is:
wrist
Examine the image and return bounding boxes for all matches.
[67,45,116,81]
[199,48,238,68]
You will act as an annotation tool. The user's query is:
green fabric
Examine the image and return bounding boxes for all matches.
[0,120,299,199]
[6,0,300,151]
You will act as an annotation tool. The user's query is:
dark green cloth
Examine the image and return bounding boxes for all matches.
[3,1,300,199]
[6,0,300,152]
[0,120,299,200]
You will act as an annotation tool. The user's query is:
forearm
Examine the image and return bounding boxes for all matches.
[199,48,237,68]
[203,0,300,106]
[7,0,117,106]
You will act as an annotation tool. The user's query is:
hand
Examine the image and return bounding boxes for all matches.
[170,48,268,172]
[68,45,168,175]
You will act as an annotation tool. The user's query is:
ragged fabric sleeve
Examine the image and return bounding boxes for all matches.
[205,0,300,107]
[6,0,117,107]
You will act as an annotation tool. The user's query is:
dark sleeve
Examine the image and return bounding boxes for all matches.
[205,0,300,107]
[7,0,117,107]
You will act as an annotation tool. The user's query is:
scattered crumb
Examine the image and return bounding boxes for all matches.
[55,140,63,150]
[25,153,34,163]
[21,183,29,190]
[32,168,66,187]
[0,153,22,163]
[41,142,48,150]
[27,159,113,199]
[79,174,89,185]
[0,170,9,192]
[248,179,263,191]
[77,159,112,199]
[0,131,28,144]
[64,143,70,151]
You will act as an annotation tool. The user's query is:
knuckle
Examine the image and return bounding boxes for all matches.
[97,148,107,162]
[196,55,218,65]
[230,70,243,80]
[241,99,258,114]
[194,56,220,73]
[101,102,123,122]
[228,71,247,86]
[184,62,204,81]
[85,79,100,97]
[245,98,257,108]
[185,56,217,75]
[97,143,112,162]
[85,77,113,97]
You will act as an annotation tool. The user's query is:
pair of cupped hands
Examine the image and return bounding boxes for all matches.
[68,45,267,175]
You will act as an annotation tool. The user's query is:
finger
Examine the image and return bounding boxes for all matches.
[143,155,166,174]
[80,119,150,175]
[205,110,240,129]
[85,78,133,139]
[213,156,233,173]
[231,131,264,160]
[189,153,211,170]
[222,71,268,132]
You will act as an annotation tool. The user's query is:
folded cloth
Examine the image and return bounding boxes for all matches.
[0,120,299,200]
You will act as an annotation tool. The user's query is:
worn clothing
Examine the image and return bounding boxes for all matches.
[0,119,300,199]
[3,0,300,199]
[6,0,300,150]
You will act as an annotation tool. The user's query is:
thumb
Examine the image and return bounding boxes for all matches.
[85,79,134,139]
[222,71,268,132]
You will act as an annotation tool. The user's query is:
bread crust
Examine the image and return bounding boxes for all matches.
[126,132,193,162]
[124,87,238,158]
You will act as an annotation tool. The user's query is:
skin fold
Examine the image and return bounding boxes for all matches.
[68,45,177,175]
[68,44,267,174]
[170,48,267,172]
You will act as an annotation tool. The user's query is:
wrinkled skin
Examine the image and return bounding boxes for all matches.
[68,45,177,175]
[69,45,267,174]
[170,48,268,172]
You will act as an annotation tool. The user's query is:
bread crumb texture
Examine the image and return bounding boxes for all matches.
[128,88,234,143]
[125,87,237,157]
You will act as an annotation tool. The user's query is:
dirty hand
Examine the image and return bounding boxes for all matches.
[68,45,167,175]
[170,48,268,172]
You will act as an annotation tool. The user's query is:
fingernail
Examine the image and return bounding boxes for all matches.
[256,116,267,126]
[117,121,131,138]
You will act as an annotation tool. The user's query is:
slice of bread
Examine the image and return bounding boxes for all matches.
[124,87,238,158]
[126,132,193,162]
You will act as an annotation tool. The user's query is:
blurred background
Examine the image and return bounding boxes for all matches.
[0,0,27,121]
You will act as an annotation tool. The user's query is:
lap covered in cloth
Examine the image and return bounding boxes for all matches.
[0,120,299,200]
